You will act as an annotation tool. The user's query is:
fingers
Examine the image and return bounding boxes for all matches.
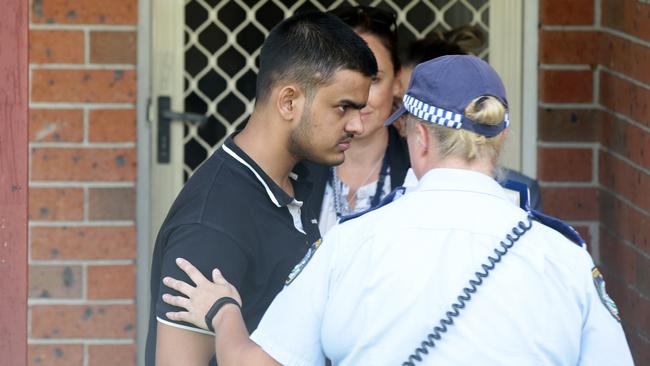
[175,257,209,285]
[162,293,191,310]
[165,310,192,324]
[162,276,195,297]
[212,268,228,285]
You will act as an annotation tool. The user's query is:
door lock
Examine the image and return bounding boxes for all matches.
[157,96,208,163]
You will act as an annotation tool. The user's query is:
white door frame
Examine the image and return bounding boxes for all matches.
[135,1,539,364]
[490,0,539,175]
[135,0,152,364]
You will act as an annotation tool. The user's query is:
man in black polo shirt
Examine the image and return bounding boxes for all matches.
[145,11,377,366]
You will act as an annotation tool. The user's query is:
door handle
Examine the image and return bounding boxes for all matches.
[157,96,208,163]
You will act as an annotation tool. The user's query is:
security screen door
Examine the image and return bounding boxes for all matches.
[150,0,524,241]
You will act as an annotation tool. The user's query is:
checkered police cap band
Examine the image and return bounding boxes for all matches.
[402,93,509,138]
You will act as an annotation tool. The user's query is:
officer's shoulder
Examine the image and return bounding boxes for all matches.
[530,209,587,250]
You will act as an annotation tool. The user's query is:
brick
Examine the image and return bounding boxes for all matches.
[29,265,82,299]
[88,188,135,220]
[628,331,650,366]
[88,344,136,366]
[601,111,650,171]
[537,108,602,142]
[28,188,83,221]
[31,69,136,103]
[29,109,83,142]
[28,344,83,366]
[631,290,650,337]
[539,30,599,65]
[31,226,136,260]
[29,30,84,64]
[637,254,650,297]
[600,191,650,257]
[540,0,594,25]
[599,151,650,213]
[32,0,137,25]
[31,304,135,338]
[539,70,593,103]
[90,31,136,64]
[600,70,650,128]
[89,109,136,142]
[540,186,599,220]
[31,148,136,181]
[87,265,135,299]
[538,147,593,181]
[602,0,650,43]
[600,229,637,284]
[600,33,650,86]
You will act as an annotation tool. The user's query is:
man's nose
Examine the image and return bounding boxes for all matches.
[345,111,364,136]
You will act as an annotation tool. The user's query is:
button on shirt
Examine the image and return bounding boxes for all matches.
[250,168,633,366]
[145,136,321,366]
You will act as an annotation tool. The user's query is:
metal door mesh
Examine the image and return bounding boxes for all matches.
[183,0,489,180]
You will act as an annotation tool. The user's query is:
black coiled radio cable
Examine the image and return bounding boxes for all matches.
[402,215,534,366]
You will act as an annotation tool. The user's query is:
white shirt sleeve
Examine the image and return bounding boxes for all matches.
[576,252,634,366]
[250,231,340,366]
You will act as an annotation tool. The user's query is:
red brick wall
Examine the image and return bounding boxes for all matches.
[28,0,138,365]
[539,0,650,363]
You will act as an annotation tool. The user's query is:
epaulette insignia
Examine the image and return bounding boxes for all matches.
[592,267,621,322]
[285,238,322,286]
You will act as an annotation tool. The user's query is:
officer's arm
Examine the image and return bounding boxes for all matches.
[576,253,634,365]
[212,306,281,366]
[155,224,248,365]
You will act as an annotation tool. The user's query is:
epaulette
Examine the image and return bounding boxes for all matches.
[338,186,407,224]
[530,209,586,249]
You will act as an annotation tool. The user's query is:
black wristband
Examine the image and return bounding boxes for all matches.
[205,297,240,332]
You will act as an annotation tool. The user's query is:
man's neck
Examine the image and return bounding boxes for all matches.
[233,114,297,196]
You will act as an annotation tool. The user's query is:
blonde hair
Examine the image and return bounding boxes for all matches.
[406,95,506,163]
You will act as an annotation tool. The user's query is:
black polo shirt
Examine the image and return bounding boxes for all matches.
[145,136,321,366]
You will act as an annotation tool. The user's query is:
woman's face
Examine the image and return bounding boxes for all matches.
[356,32,399,140]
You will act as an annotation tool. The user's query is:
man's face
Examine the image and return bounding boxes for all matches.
[289,69,372,165]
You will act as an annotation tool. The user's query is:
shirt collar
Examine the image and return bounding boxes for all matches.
[415,168,511,203]
[222,136,310,208]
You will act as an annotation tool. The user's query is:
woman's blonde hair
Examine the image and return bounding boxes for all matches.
[406,95,506,163]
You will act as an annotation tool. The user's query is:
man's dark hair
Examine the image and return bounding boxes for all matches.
[256,11,377,103]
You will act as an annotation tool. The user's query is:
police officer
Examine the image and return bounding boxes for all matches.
[160,55,634,366]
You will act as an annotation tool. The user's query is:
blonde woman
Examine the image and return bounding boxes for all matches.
[161,56,632,366]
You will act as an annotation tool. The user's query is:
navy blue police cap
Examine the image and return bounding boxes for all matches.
[385,55,509,138]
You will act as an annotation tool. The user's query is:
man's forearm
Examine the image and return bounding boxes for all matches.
[213,305,280,366]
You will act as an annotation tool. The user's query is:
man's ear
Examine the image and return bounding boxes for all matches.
[276,85,303,121]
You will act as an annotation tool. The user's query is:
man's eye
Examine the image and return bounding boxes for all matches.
[371,76,380,84]
[338,105,349,113]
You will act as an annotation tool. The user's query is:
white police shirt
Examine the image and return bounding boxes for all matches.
[250,168,633,366]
